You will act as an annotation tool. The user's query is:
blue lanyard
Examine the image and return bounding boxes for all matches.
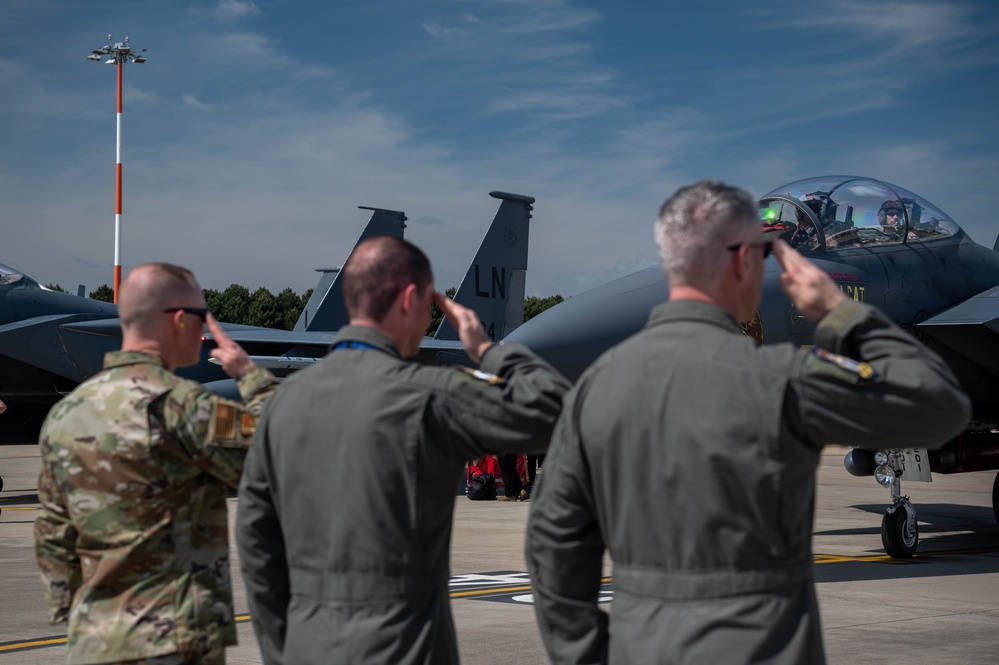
[331,341,381,352]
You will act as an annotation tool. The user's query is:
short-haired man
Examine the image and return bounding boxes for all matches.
[878,199,911,240]
[35,262,277,665]
[236,236,571,665]
[526,180,970,664]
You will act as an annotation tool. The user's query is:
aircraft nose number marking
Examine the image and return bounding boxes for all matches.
[838,283,866,302]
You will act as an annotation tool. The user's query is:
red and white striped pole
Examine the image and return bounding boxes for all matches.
[113,59,123,303]
[87,35,146,304]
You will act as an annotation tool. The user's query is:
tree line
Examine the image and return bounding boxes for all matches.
[46,283,565,336]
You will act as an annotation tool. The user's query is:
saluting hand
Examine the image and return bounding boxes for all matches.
[435,293,494,364]
[772,238,847,323]
[207,313,256,379]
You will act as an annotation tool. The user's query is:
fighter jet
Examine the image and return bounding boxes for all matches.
[199,190,534,393]
[505,175,999,558]
[0,190,534,422]
[0,204,406,417]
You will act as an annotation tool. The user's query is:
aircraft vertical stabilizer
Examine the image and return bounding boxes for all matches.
[435,191,534,342]
[294,207,407,332]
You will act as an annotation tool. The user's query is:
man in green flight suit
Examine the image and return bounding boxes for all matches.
[526,180,971,665]
[236,236,570,665]
[35,262,278,665]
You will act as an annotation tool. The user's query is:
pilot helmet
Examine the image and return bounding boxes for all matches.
[804,198,823,216]
[878,200,904,224]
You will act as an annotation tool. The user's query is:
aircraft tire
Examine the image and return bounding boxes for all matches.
[881,506,918,559]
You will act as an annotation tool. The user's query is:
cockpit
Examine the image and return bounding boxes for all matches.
[758,176,960,252]
[0,263,26,286]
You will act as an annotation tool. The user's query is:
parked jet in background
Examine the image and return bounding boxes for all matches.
[0,204,406,415]
[0,265,118,432]
[293,206,408,332]
[202,190,534,385]
[0,190,534,429]
[505,175,999,558]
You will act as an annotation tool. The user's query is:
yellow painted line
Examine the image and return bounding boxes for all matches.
[0,506,37,511]
[450,584,532,598]
[0,636,66,652]
[451,576,611,599]
[814,546,999,565]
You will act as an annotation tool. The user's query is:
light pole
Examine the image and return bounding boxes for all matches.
[87,35,147,304]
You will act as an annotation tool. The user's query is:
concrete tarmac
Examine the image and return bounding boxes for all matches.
[2,443,997,664]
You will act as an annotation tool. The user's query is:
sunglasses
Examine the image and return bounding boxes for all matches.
[163,307,211,323]
[726,240,772,259]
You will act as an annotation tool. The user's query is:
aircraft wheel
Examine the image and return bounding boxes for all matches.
[882,505,918,559]
[0,474,3,492]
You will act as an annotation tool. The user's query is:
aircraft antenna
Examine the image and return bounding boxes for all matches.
[85,34,148,303]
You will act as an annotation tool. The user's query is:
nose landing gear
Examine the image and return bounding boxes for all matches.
[845,447,921,558]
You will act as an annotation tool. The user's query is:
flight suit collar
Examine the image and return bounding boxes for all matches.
[331,325,402,358]
[103,350,168,370]
[646,299,743,335]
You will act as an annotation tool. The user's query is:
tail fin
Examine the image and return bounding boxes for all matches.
[434,191,534,342]
[294,206,407,331]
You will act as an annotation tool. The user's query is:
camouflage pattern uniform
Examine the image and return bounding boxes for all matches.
[35,350,277,665]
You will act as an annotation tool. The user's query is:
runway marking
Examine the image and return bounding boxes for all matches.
[3,549,997,654]
[0,636,67,652]
[814,545,999,564]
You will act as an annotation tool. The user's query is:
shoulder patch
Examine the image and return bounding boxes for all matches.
[455,366,507,385]
[215,403,237,439]
[810,348,877,380]
[207,399,256,449]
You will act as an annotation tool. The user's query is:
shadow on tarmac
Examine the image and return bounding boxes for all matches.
[0,494,40,506]
[816,503,998,539]
[814,502,999,583]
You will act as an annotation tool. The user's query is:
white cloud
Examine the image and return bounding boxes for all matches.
[189,0,262,23]
[181,94,211,110]
[218,0,262,22]
[422,22,466,38]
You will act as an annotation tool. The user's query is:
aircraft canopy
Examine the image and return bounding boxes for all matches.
[758,176,960,252]
[0,263,25,285]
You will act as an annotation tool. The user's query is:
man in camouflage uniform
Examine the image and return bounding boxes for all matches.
[236,236,570,664]
[35,262,278,665]
[526,181,970,664]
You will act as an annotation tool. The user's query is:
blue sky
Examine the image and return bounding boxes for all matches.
[2,0,998,298]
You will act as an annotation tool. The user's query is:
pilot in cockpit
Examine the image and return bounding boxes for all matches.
[878,200,907,239]
[786,199,824,248]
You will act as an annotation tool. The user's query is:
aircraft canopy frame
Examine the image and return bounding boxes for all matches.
[758,176,960,253]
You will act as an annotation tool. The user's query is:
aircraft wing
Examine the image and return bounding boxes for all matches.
[0,313,121,382]
[209,329,466,371]
[916,284,999,376]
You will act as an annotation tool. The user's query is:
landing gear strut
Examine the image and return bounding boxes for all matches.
[870,448,919,558]
[877,451,918,558]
